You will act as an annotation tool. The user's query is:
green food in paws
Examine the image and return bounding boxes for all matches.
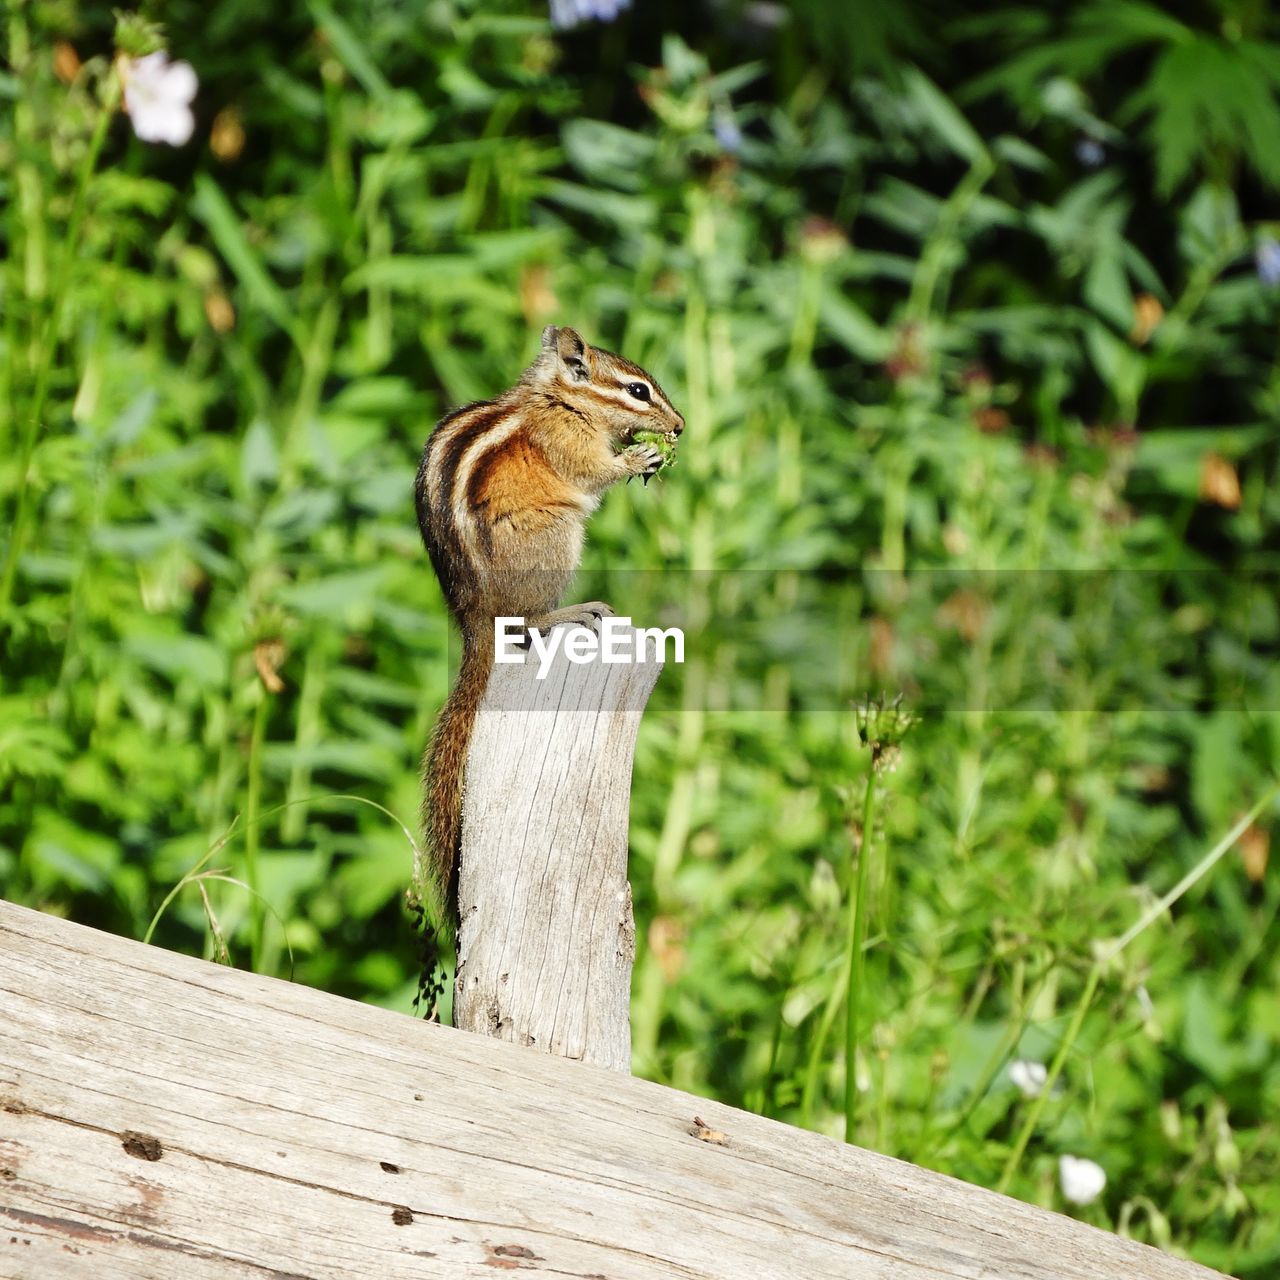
[631,428,679,471]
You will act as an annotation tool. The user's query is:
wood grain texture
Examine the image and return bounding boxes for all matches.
[0,900,1225,1280]
[453,623,662,1071]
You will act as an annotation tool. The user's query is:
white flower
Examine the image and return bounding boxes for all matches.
[1009,1059,1048,1097]
[121,52,197,146]
[1059,1155,1106,1206]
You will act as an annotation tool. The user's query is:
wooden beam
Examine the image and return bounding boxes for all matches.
[454,624,662,1071]
[0,900,1221,1279]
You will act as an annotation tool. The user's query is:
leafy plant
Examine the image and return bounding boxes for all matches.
[1,3,1277,1273]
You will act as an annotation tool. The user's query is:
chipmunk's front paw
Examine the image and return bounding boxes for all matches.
[555,601,614,628]
[619,443,664,479]
[525,601,615,641]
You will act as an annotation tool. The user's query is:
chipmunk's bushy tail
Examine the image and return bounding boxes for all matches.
[421,623,494,925]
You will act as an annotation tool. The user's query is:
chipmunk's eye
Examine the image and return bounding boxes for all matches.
[625,382,652,403]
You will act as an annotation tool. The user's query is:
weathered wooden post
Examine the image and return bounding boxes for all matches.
[451,620,663,1071]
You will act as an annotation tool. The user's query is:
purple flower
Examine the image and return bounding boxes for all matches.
[1256,237,1280,287]
[550,0,632,29]
[714,109,743,154]
[1075,137,1105,169]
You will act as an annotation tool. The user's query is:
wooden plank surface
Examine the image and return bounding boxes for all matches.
[0,900,1223,1279]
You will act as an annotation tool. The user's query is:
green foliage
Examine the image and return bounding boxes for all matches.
[962,1,1280,194]
[2,1,1279,1273]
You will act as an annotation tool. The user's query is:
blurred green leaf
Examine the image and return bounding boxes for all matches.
[192,175,299,343]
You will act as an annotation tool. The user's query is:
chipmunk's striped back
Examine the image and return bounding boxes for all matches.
[416,398,512,616]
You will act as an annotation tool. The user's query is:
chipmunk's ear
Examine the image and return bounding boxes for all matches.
[542,325,591,381]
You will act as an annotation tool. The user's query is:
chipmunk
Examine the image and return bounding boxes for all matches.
[415,325,684,926]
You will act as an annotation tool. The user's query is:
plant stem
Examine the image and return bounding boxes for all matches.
[1100,785,1279,962]
[799,956,847,1128]
[282,644,324,843]
[905,152,994,326]
[244,694,270,968]
[996,962,1099,1195]
[844,768,878,1142]
[1,68,120,620]
[143,816,241,945]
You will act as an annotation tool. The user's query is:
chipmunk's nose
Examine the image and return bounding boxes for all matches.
[671,412,685,436]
